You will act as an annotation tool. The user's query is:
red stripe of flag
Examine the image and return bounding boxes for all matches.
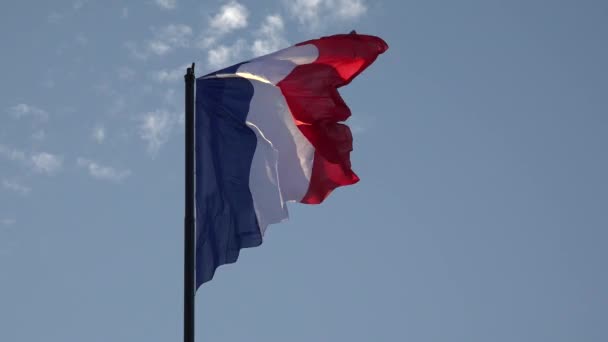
[277,33,388,204]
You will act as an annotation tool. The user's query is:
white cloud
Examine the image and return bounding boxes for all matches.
[148,24,192,55]
[155,0,177,9]
[152,64,190,83]
[31,153,62,174]
[121,7,129,18]
[288,0,322,23]
[2,179,31,196]
[7,104,49,121]
[92,125,105,143]
[198,1,249,50]
[208,40,246,68]
[0,144,62,175]
[252,15,288,57]
[127,24,192,59]
[210,1,248,33]
[334,0,367,18]
[148,41,171,55]
[77,158,131,182]
[139,110,176,155]
[159,88,185,127]
[285,0,367,30]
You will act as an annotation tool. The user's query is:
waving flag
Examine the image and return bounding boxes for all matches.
[195,33,388,287]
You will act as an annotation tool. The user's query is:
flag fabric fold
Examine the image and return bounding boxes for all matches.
[195,33,388,287]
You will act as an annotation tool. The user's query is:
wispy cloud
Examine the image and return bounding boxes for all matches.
[7,104,49,122]
[152,64,190,83]
[46,12,65,24]
[155,0,177,10]
[156,88,185,127]
[107,96,127,117]
[147,24,192,56]
[77,158,131,182]
[210,1,249,33]
[125,41,147,60]
[2,179,31,196]
[94,80,116,96]
[343,0,366,17]
[285,0,367,30]
[0,144,27,163]
[148,41,172,56]
[1,145,62,175]
[208,40,246,69]
[32,130,46,141]
[139,110,177,155]
[1,218,16,226]
[162,88,179,107]
[41,79,56,88]
[47,0,89,23]
[31,153,63,174]
[1,145,61,174]
[117,66,135,80]
[198,1,249,49]
[92,125,105,144]
[286,0,320,25]
[252,15,288,57]
[72,0,89,10]
[75,33,88,46]
[48,12,64,24]
[121,7,129,19]
[127,24,193,59]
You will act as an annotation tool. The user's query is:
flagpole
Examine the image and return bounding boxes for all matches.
[184,63,196,342]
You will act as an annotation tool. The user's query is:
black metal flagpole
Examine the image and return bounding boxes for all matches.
[184,63,196,342]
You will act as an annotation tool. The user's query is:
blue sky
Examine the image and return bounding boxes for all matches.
[1,0,607,341]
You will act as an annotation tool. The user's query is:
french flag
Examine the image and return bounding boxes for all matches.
[195,33,388,287]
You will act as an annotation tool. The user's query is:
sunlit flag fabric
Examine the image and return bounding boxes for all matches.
[195,33,388,287]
